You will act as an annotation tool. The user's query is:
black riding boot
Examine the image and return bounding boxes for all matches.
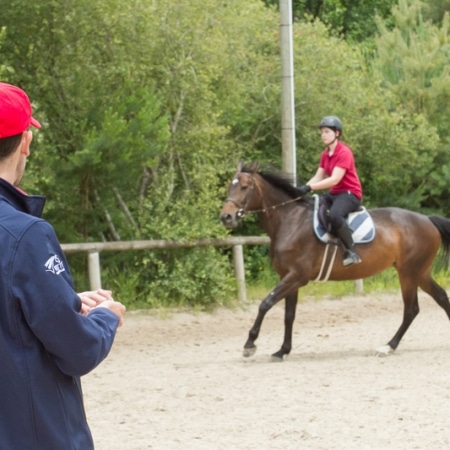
[336,223,361,267]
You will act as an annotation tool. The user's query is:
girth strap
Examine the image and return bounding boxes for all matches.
[314,243,339,282]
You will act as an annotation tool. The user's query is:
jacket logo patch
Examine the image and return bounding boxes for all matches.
[44,255,65,275]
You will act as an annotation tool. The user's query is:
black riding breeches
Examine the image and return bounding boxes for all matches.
[326,192,362,231]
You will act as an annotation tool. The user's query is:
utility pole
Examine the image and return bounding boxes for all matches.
[279,0,296,184]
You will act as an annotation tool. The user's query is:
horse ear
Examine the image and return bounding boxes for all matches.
[249,161,259,172]
[237,161,243,172]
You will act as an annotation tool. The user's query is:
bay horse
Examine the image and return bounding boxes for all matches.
[220,162,450,361]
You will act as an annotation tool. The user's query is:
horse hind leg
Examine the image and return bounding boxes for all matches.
[379,275,450,354]
[419,275,450,319]
[377,274,420,356]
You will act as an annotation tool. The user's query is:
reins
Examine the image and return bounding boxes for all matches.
[242,196,304,215]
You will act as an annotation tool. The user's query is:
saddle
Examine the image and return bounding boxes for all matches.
[313,194,375,244]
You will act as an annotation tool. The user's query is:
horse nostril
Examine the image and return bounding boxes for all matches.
[220,213,231,224]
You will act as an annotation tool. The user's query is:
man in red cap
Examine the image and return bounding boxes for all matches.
[0,82,42,137]
[0,82,126,449]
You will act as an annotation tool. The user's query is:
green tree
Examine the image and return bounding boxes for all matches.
[373,0,450,212]
[0,0,282,307]
[263,0,395,41]
[422,0,450,24]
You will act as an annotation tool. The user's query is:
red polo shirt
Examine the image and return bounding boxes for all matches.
[319,141,362,199]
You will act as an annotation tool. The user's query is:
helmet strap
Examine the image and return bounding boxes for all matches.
[326,131,340,153]
[329,130,339,145]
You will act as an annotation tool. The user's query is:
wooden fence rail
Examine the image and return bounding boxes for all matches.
[61,236,271,302]
[61,236,363,302]
[61,236,270,253]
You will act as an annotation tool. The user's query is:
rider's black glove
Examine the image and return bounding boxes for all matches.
[298,184,311,196]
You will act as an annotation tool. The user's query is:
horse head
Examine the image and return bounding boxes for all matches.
[220,161,260,229]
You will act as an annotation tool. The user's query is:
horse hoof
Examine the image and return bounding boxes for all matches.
[243,345,257,357]
[270,354,284,363]
[375,344,394,356]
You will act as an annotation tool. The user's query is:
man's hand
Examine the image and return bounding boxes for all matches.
[78,289,113,315]
[93,300,126,327]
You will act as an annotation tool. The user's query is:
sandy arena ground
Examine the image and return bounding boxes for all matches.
[84,291,450,450]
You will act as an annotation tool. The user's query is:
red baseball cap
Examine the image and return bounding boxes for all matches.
[0,82,41,139]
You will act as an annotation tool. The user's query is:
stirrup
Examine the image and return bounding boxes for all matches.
[343,251,361,267]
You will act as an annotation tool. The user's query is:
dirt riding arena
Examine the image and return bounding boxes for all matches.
[84,291,450,450]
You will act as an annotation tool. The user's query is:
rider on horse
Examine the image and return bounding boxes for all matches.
[298,116,363,267]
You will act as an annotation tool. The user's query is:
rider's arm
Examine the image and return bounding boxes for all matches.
[307,166,346,191]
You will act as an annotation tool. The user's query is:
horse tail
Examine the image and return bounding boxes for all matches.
[429,215,450,260]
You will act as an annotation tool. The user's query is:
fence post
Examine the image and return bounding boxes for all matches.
[354,279,363,294]
[232,244,247,303]
[88,252,102,290]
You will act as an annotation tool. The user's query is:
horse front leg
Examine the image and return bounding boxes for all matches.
[243,289,279,357]
[271,291,298,362]
[243,277,302,358]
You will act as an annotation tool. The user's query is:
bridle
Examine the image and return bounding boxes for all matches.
[225,173,256,219]
[225,172,304,218]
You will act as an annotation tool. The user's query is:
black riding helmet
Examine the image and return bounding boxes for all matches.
[319,116,343,133]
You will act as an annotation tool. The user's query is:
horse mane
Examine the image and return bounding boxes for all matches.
[240,163,313,205]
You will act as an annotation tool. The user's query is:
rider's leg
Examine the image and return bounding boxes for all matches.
[328,192,362,267]
[336,222,361,266]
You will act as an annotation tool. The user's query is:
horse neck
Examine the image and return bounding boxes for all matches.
[254,183,305,238]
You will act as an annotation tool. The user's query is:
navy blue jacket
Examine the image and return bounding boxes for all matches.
[0,178,120,449]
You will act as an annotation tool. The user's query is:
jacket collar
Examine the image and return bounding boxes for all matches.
[0,178,46,218]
